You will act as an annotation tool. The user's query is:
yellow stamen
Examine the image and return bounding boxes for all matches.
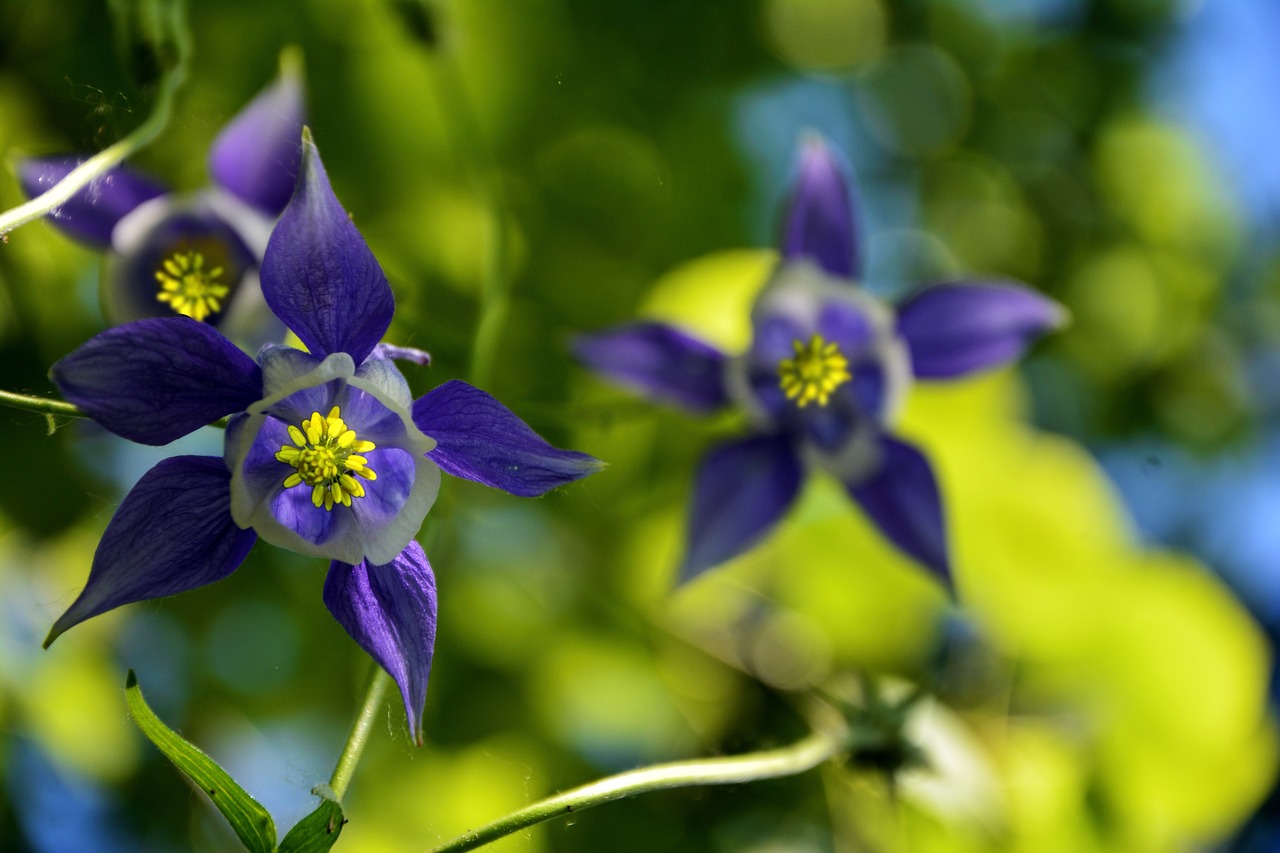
[777,333,852,408]
[154,250,230,322]
[276,406,378,512]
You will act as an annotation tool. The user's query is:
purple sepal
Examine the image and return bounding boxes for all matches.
[50,317,263,445]
[896,282,1067,380]
[259,133,394,366]
[412,380,605,497]
[372,342,431,367]
[846,435,950,586]
[44,456,255,647]
[18,156,166,247]
[679,434,803,583]
[781,135,862,280]
[209,70,306,216]
[572,322,730,413]
[324,541,437,746]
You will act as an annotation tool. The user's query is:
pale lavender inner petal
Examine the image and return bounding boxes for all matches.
[232,414,292,500]
[818,300,873,356]
[850,362,888,419]
[232,377,425,560]
[740,278,901,464]
[271,484,349,547]
[331,384,411,445]
[802,398,858,453]
[264,382,340,427]
[752,314,807,366]
[349,447,416,533]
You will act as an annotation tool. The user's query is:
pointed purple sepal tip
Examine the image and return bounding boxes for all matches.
[896,282,1069,380]
[781,133,863,280]
[208,50,307,216]
[259,127,395,367]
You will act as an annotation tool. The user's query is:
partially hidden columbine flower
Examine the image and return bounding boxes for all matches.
[19,60,305,349]
[574,135,1065,588]
[46,131,604,743]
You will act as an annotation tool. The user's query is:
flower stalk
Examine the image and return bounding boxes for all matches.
[328,665,393,803]
[0,0,191,239]
[0,389,85,420]
[428,728,847,853]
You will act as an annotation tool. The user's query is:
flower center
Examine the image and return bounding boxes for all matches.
[154,251,230,322]
[275,406,379,512]
[777,333,852,408]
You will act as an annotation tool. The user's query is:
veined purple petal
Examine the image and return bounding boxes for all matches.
[324,542,437,746]
[572,322,730,413]
[680,434,803,583]
[845,434,950,586]
[412,380,605,497]
[209,68,306,216]
[259,132,394,365]
[50,317,263,445]
[780,135,862,280]
[18,156,166,247]
[896,282,1067,379]
[45,456,256,647]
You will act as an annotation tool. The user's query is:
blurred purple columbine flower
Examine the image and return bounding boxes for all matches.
[45,131,604,744]
[574,135,1065,588]
[18,62,306,349]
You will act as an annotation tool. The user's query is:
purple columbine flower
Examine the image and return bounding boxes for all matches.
[574,135,1065,588]
[19,62,306,349]
[45,131,604,744]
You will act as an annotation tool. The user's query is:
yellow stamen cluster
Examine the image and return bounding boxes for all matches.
[275,406,378,511]
[778,333,852,408]
[155,251,229,322]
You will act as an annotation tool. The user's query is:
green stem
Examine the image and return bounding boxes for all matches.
[0,2,190,238]
[0,388,85,419]
[428,729,846,853]
[328,665,392,802]
[0,388,229,430]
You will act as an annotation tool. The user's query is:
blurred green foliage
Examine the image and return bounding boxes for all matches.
[0,0,1274,851]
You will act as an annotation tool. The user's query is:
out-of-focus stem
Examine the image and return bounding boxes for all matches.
[0,0,191,238]
[428,729,846,853]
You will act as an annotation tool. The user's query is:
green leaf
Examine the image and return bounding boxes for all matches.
[276,792,346,853]
[124,670,277,853]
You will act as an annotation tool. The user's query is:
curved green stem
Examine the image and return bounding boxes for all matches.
[328,665,392,802]
[0,388,85,419]
[0,1,190,238]
[0,388,229,431]
[428,729,846,853]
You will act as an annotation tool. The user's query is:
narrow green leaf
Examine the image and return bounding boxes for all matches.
[276,793,346,852]
[125,670,277,853]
